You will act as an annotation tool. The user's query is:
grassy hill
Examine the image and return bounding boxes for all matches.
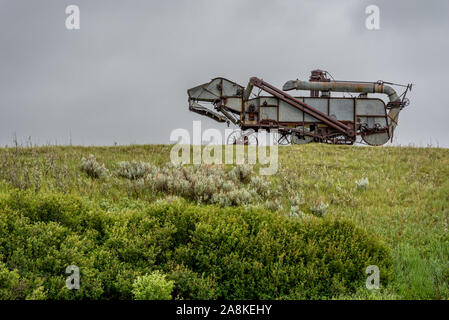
[0,144,447,299]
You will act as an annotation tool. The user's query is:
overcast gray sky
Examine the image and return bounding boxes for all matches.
[1,0,448,147]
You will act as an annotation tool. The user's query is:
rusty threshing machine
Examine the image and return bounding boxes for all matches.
[187,70,412,146]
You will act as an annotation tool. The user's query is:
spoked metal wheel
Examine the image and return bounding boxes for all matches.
[291,126,313,145]
[273,131,291,145]
[292,133,313,145]
[227,129,258,145]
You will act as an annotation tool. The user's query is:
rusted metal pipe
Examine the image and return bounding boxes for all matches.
[283,80,400,102]
[283,79,404,140]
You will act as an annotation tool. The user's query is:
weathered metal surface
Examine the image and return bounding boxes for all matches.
[303,98,328,122]
[283,80,400,102]
[362,132,390,146]
[187,70,411,146]
[279,99,303,122]
[329,98,354,122]
[187,78,244,102]
[356,99,385,116]
[291,126,313,145]
[249,77,353,135]
[189,101,228,123]
[260,105,277,121]
[222,97,242,113]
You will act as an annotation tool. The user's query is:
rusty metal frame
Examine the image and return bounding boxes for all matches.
[187,71,410,146]
[248,77,354,137]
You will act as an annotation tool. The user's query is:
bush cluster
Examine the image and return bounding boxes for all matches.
[355,177,369,190]
[310,202,329,217]
[80,158,330,217]
[136,163,269,207]
[132,271,174,300]
[80,155,109,179]
[0,190,392,299]
[117,161,155,180]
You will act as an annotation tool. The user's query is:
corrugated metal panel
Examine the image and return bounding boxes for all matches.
[205,78,221,96]
[356,99,385,116]
[279,100,303,122]
[260,106,277,120]
[259,97,278,106]
[222,79,240,97]
[188,85,217,100]
[329,98,354,121]
[224,97,242,112]
[304,98,328,122]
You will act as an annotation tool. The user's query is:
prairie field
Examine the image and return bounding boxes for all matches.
[0,143,447,299]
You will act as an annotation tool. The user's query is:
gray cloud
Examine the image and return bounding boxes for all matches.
[0,0,448,147]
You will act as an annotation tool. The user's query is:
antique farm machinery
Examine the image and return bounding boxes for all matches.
[187,70,412,146]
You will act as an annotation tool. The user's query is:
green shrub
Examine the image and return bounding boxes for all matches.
[0,189,392,300]
[228,164,253,183]
[0,260,22,299]
[26,285,48,300]
[310,202,329,217]
[250,176,271,197]
[80,154,109,179]
[170,205,392,299]
[132,271,174,300]
[168,265,217,300]
[117,161,155,180]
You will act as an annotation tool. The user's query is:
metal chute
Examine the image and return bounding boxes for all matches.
[189,101,228,123]
[187,77,244,125]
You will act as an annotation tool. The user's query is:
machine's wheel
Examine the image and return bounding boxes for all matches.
[278,134,291,145]
[292,134,313,145]
[272,131,291,145]
[361,132,389,146]
[227,129,258,145]
[291,126,313,145]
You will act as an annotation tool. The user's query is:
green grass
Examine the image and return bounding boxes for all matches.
[0,143,448,299]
